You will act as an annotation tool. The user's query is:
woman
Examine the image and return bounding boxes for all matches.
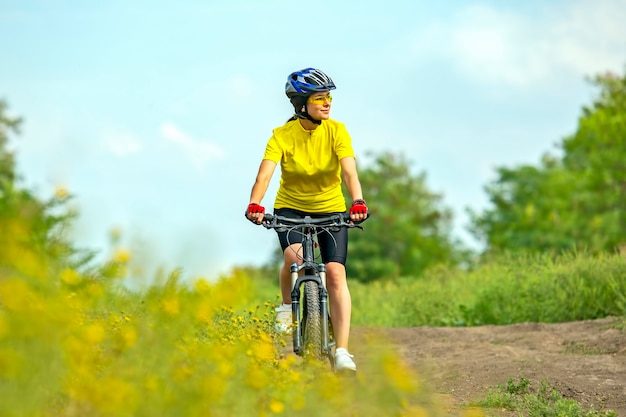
[245,67,368,372]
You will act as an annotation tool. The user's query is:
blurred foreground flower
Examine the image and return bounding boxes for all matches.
[113,249,131,263]
[54,185,70,199]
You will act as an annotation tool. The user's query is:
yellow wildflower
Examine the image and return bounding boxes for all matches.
[0,279,42,312]
[383,354,419,392]
[162,297,180,315]
[83,323,106,344]
[113,248,131,263]
[54,185,70,199]
[194,278,211,293]
[120,326,137,348]
[269,399,285,414]
[61,268,81,285]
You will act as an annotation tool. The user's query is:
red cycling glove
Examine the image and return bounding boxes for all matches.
[246,203,265,216]
[349,199,368,216]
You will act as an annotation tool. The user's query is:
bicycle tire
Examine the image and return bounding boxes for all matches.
[302,280,323,361]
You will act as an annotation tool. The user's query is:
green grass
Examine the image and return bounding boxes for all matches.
[344,251,626,327]
[599,316,626,332]
[471,376,617,417]
[562,341,607,355]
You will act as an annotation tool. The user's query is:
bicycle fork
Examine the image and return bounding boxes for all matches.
[290,263,332,357]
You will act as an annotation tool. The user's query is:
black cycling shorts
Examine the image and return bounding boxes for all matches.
[274,208,348,265]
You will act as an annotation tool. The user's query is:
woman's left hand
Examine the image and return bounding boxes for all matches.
[349,199,369,222]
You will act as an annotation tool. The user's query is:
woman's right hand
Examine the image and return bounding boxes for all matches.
[245,203,265,224]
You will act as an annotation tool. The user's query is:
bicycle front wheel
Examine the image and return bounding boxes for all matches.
[302,280,323,361]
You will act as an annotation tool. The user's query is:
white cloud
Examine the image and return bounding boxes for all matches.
[414,0,626,88]
[550,0,626,74]
[160,122,225,170]
[103,131,143,157]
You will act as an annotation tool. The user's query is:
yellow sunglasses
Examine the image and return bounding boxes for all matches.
[307,94,333,105]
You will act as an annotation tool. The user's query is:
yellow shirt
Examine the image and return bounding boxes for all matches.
[263,119,355,213]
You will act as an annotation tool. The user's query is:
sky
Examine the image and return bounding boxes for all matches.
[2,0,626,282]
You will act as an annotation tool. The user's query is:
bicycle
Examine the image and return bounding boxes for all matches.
[260,212,364,371]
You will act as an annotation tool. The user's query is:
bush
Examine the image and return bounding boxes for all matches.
[346,251,626,327]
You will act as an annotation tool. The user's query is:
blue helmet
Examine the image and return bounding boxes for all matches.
[285,68,336,98]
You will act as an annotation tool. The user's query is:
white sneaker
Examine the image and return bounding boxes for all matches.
[274,304,292,334]
[335,348,357,372]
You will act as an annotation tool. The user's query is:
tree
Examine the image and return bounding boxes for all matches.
[0,100,83,269]
[346,151,466,282]
[0,99,22,193]
[469,69,626,254]
[561,71,626,249]
[467,156,582,252]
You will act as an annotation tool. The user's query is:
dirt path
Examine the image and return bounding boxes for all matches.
[351,317,626,415]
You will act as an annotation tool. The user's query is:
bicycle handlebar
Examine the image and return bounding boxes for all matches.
[260,212,367,230]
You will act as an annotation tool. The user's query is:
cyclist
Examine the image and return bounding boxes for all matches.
[245,67,368,372]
